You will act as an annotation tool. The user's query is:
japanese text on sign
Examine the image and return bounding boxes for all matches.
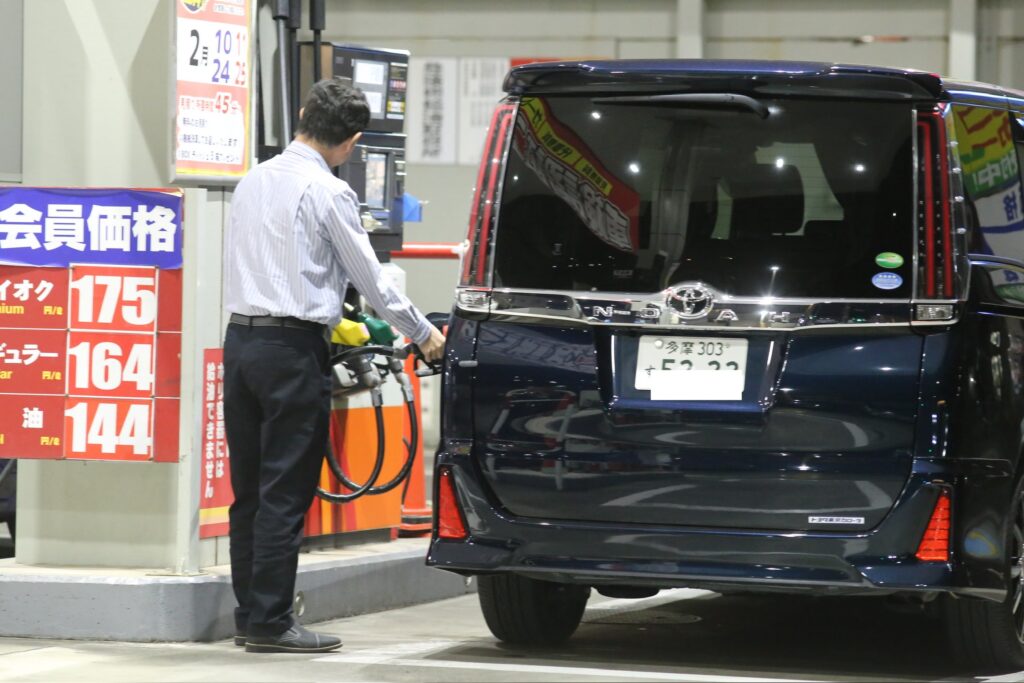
[175,0,252,180]
[199,348,232,537]
[0,188,182,462]
[0,188,182,269]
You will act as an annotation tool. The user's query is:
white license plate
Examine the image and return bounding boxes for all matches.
[634,336,748,401]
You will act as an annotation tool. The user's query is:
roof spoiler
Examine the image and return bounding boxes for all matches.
[504,61,945,101]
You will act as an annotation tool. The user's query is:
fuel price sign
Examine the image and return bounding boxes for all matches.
[0,187,183,462]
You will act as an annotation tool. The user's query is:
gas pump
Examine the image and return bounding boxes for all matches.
[299,42,410,258]
[257,1,435,534]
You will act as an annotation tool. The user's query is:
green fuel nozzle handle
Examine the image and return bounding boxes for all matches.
[355,311,398,346]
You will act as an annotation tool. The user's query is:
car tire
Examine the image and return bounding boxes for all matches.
[477,574,589,645]
[942,480,1024,672]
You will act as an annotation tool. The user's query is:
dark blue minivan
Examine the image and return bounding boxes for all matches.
[428,60,1024,670]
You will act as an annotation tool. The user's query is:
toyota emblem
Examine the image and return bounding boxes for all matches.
[667,284,714,319]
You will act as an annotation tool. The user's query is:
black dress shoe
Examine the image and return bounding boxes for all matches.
[244,624,342,653]
[234,633,246,647]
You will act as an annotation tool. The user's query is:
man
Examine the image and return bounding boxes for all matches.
[223,77,445,654]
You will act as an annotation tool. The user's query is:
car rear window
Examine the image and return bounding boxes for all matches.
[493,95,914,298]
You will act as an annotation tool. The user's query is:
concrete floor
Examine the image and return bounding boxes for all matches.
[0,586,1019,682]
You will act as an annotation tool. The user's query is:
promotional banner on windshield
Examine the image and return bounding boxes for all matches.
[954,107,1024,237]
[954,106,1024,294]
[0,188,182,462]
[514,97,639,253]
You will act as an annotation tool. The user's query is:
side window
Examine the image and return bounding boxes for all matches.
[953,106,1024,262]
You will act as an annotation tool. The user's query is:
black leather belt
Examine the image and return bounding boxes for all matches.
[229,313,327,333]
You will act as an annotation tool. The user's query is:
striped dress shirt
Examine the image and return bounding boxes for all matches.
[224,140,432,345]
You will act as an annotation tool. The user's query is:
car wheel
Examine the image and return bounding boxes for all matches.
[943,481,1024,672]
[477,574,589,645]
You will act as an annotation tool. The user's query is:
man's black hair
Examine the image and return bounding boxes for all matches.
[296,77,370,146]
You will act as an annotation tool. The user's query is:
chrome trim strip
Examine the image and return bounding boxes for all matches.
[475,286,957,306]
[970,254,1024,271]
[456,285,965,330]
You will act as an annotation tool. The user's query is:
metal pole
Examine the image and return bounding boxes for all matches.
[288,0,302,126]
[310,0,325,81]
[272,0,292,142]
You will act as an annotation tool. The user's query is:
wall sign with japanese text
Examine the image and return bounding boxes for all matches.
[0,188,183,462]
[199,348,231,538]
[174,0,252,182]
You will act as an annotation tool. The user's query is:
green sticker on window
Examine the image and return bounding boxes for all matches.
[875,252,904,269]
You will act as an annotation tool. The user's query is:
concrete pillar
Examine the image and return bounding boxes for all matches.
[15,0,228,571]
[948,0,977,81]
[675,0,704,59]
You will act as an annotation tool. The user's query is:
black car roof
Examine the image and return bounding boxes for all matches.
[504,59,1024,107]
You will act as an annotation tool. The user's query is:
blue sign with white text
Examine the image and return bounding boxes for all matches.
[0,188,183,269]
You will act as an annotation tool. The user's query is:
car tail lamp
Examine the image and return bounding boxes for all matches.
[916,109,955,300]
[916,488,952,562]
[436,467,468,540]
[461,103,516,288]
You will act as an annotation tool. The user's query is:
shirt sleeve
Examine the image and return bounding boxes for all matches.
[321,186,433,345]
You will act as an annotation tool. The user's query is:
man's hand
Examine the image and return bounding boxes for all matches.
[418,326,446,363]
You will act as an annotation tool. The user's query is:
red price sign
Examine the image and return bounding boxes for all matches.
[0,394,65,458]
[0,328,66,395]
[0,266,69,329]
[67,331,155,399]
[64,398,152,461]
[69,265,158,332]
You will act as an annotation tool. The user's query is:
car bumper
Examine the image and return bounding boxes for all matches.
[427,448,1012,602]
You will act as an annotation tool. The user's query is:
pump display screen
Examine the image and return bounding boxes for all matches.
[365,153,387,209]
[353,59,388,119]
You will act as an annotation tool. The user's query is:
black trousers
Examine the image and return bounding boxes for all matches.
[223,322,331,637]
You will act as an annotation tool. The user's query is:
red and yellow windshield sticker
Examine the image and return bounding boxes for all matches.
[954,107,1019,198]
[515,97,639,252]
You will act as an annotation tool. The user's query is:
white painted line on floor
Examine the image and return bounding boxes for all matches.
[0,647,106,678]
[587,588,714,613]
[315,639,458,664]
[979,672,1024,682]
[327,656,809,682]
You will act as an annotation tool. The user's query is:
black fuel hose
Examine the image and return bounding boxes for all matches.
[315,387,386,504]
[315,344,422,503]
[314,345,396,504]
[326,370,419,496]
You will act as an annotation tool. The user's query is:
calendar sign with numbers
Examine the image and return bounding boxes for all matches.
[0,188,183,462]
[174,0,252,182]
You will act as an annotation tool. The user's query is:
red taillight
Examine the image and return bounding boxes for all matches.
[436,467,468,540]
[462,103,516,287]
[916,109,955,299]
[916,489,952,562]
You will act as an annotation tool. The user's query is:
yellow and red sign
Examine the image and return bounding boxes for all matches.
[515,97,639,252]
[174,0,252,181]
[199,348,231,538]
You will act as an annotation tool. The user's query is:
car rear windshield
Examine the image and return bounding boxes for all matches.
[493,95,914,298]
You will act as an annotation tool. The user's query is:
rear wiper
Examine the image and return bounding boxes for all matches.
[592,93,770,119]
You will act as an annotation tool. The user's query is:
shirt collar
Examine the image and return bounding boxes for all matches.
[285,140,332,173]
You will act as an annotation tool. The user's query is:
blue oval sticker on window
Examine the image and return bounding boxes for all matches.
[871,272,904,290]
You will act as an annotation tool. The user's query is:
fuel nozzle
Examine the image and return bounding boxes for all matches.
[331,318,371,346]
[344,353,382,390]
[344,303,398,346]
